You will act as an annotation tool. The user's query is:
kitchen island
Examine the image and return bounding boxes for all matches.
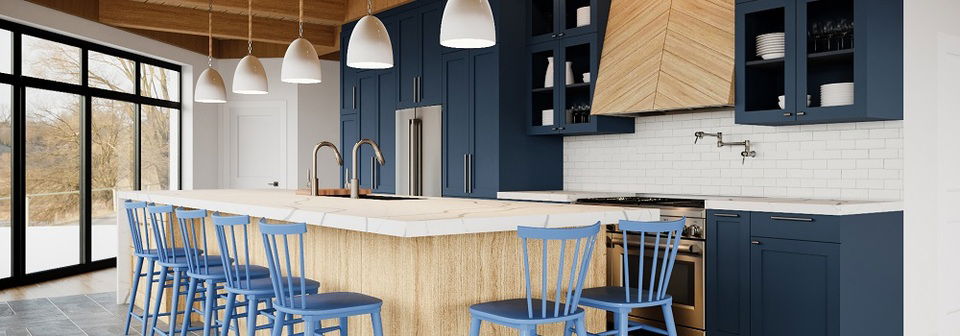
[116,189,659,335]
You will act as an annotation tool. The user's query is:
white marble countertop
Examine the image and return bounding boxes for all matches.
[117,189,659,238]
[495,190,902,216]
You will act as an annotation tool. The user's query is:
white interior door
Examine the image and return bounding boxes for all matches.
[937,34,960,325]
[222,101,287,189]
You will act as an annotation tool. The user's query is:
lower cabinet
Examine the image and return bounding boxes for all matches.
[706,210,903,336]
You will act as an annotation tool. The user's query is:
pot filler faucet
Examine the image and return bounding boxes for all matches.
[310,142,344,196]
[350,139,386,199]
[695,131,757,164]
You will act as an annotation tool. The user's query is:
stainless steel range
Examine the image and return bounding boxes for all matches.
[576,197,707,336]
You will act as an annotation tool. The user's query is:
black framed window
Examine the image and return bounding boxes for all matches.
[0,18,182,288]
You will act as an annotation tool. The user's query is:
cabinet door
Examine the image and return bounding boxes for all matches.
[340,113,359,188]
[396,9,422,109]
[419,3,443,106]
[341,29,359,115]
[376,71,397,193]
[469,50,499,198]
[357,72,381,190]
[735,0,799,125]
[750,237,841,336]
[794,0,861,123]
[441,51,472,197]
[706,211,751,336]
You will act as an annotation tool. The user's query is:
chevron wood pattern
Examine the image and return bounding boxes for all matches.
[593,0,735,115]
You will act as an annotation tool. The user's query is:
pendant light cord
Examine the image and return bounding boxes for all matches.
[298,0,304,38]
[247,0,253,55]
[207,0,213,67]
[367,0,373,15]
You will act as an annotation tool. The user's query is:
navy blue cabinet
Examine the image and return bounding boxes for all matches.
[396,2,442,109]
[352,70,396,193]
[735,0,902,125]
[705,210,903,336]
[525,0,633,136]
[750,237,840,336]
[440,51,471,197]
[339,113,359,186]
[706,211,751,336]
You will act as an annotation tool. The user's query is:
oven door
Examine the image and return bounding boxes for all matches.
[607,235,705,332]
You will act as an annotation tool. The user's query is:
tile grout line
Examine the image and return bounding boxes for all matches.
[83,293,115,315]
[46,298,90,336]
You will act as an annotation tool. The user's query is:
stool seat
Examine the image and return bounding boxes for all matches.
[227,276,320,295]
[470,299,585,324]
[134,248,203,259]
[275,292,383,316]
[186,264,270,280]
[158,254,227,269]
[578,286,673,308]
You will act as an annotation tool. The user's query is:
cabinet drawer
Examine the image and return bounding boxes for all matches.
[750,212,840,243]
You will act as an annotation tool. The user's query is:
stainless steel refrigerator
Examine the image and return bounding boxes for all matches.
[395,106,442,197]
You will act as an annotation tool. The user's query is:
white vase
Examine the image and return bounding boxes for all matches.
[565,61,575,85]
[544,57,554,88]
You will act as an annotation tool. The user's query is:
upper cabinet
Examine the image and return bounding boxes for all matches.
[591,0,736,115]
[735,0,903,126]
[527,0,634,136]
[396,2,443,108]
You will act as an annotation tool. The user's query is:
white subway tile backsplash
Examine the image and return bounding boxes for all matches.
[563,110,903,201]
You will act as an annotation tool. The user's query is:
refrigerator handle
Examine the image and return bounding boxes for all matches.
[408,119,423,196]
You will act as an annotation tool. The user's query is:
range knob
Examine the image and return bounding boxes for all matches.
[683,225,703,238]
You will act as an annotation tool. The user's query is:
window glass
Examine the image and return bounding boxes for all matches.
[141,105,172,190]
[0,83,11,279]
[140,63,180,102]
[92,98,135,261]
[0,29,11,74]
[25,87,81,273]
[89,51,135,93]
[21,35,81,85]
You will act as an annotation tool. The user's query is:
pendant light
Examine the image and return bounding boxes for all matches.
[346,0,393,69]
[440,0,496,49]
[281,0,322,84]
[232,0,268,94]
[195,0,226,103]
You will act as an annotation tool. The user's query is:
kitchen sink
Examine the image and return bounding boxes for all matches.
[322,194,423,201]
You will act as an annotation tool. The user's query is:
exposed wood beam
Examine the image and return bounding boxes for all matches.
[136,0,345,25]
[344,0,413,22]
[25,0,100,21]
[98,0,337,47]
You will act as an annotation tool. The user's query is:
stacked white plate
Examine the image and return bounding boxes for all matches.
[756,32,785,60]
[576,6,591,27]
[820,82,854,107]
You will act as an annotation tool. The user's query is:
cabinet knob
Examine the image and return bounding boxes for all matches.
[751,240,762,245]
[558,32,565,37]
[797,111,807,116]
[783,112,793,117]
[551,34,557,38]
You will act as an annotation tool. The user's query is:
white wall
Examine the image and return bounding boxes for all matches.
[564,110,903,201]
[0,0,220,190]
[297,61,342,189]
[903,0,960,334]
[215,58,341,190]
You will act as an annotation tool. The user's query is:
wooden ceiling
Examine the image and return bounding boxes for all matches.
[25,0,414,60]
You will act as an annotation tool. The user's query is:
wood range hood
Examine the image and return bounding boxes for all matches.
[592,0,735,116]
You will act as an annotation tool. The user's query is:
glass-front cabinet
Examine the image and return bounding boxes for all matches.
[735,0,902,126]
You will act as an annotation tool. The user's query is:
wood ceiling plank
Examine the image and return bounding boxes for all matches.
[137,0,345,25]
[25,0,100,20]
[99,0,337,47]
[344,0,413,22]
[217,39,339,59]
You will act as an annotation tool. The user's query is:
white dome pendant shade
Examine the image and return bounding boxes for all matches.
[233,54,268,94]
[440,0,496,49]
[281,38,323,84]
[346,15,394,69]
[195,67,227,103]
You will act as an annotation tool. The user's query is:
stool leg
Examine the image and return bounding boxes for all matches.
[661,304,678,336]
[469,317,481,336]
[147,266,169,336]
[271,312,286,336]
[168,268,183,336]
[202,280,218,336]
[370,311,383,336]
[180,277,199,336]
[246,295,258,336]
[140,258,157,336]
[575,318,588,336]
[338,317,348,336]
[220,292,237,336]
[563,320,574,336]
[124,256,144,335]
[617,309,629,336]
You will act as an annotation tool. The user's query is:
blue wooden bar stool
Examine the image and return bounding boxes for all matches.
[577,219,686,336]
[259,220,384,336]
[469,223,601,336]
[145,204,225,336]
[213,214,320,336]
[122,200,171,336]
[176,209,271,336]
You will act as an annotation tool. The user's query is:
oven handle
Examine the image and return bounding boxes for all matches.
[609,237,702,256]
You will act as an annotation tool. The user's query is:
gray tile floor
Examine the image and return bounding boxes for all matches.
[0,292,206,336]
